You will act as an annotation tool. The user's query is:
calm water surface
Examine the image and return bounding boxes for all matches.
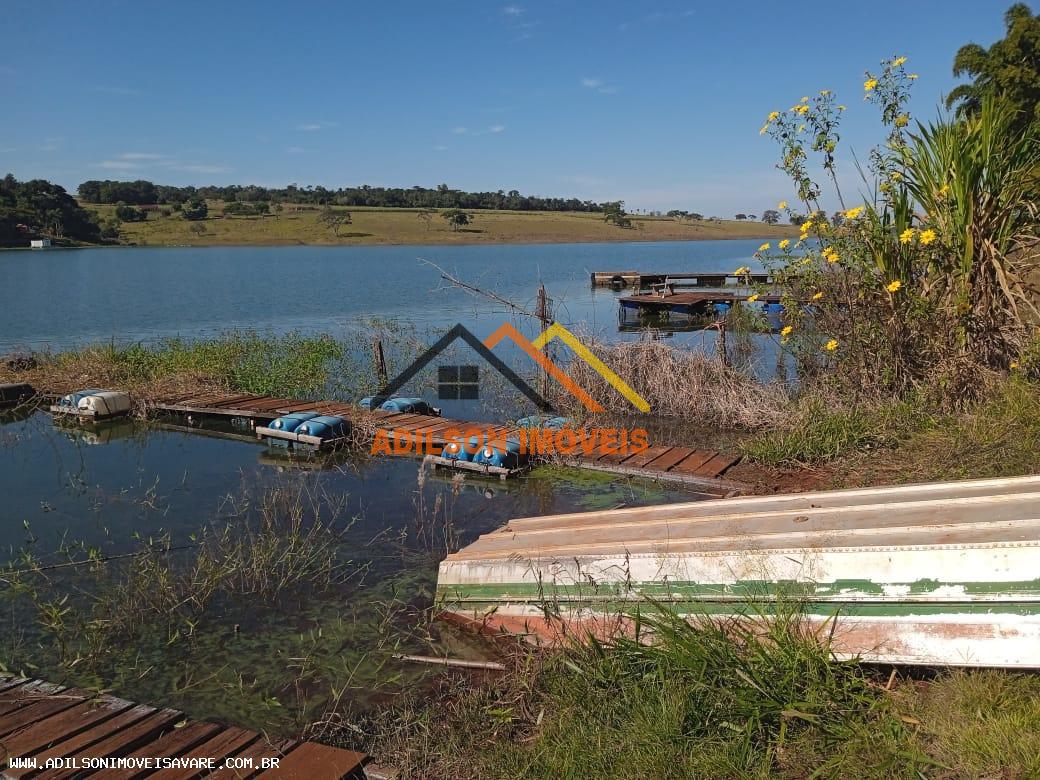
[0,241,769,350]
[0,408,703,733]
[0,241,759,734]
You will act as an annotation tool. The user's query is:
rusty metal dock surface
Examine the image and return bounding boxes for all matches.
[0,676,366,778]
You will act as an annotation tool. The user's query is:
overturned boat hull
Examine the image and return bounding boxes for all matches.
[437,476,1040,668]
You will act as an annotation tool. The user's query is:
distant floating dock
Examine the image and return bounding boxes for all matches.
[591,271,774,288]
[0,675,367,778]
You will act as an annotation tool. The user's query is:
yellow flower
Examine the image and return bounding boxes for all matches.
[899,228,915,244]
[801,220,813,233]
[758,242,771,251]
[790,104,809,115]
[864,78,878,92]
[892,56,907,67]
[908,73,919,80]
[778,200,788,210]
[822,247,840,263]
[919,228,937,246]
[890,171,903,181]
[938,184,949,197]
[767,111,780,122]
[886,279,902,293]
[811,291,824,301]
[780,325,793,337]
[747,293,760,302]
[778,239,791,250]
[844,206,864,219]
[759,124,769,135]
[733,266,750,275]
[837,104,847,111]
[894,114,909,127]
[800,96,809,103]
[824,339,839,352]
[1010,361,1020,369]
[820,89,831,96]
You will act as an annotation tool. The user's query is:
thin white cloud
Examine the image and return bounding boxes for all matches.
[287,146,305,154]
[581,77,617,95]
[40,137,62,152]
[98,160,140,170]
[120,152,166,160]
[433,145,448,151]
[502,5,523,15]
[451,126,469,135]
[489,124,506,133]
[171,164,231,174]
[296,121,338,132]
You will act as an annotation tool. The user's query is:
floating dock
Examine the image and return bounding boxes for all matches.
[147,391,745,492]
[591,271,773,288]
[0,675,367,778]
[437,475,1040,668]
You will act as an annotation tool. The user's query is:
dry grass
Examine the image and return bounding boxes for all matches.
[555,336,791,429]
[89,203,797,247]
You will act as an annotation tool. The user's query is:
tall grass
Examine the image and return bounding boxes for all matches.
[362,603,924,779]
[556,336,791,429]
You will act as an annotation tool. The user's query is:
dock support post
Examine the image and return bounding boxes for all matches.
[536,284,552,398]
[373,338,388,387]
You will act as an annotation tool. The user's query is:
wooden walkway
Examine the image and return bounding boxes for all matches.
[0,676,366,779]
[147,391,745,491]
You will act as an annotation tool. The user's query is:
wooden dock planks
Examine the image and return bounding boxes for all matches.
[145,392,744,489]
[0,676,367,779]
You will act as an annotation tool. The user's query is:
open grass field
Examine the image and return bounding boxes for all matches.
[88,202,798,246]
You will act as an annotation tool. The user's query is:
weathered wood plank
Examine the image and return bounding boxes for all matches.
[0,698,136,759]
[669,450,717,475]
[205,737,297,780]
[147,727,259,780]
[256,741,367,779]
[642,447,691,472]
[88,720,224,780]
[693,452,742,478]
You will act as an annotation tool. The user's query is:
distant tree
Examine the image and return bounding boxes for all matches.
[689,212,704,220]
[255,201,269,215]
[747,214,758,221]
[947,4,1040,127]
[0,174,101,246]
[789,214,806,225]
[761,209,780,224]
[318,206,353,236]
[602,201,632,228]
[181,199,208,221]
[188,222,207,236]
[666,209,689,218]
[735,213,747,221]
[417,208,433,230]
[441,208,471,231]
[114,202,146,222]
[272,202,283,213]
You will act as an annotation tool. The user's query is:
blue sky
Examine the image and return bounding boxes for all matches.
[0,1,1015,214]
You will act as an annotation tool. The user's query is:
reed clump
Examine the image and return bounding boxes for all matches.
[555,335,791,429]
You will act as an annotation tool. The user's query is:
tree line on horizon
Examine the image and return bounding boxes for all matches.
[76,180,606,213]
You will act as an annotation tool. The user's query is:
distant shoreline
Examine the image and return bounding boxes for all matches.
[77,204,798,250]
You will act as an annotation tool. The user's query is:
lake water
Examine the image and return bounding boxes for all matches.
[0,408,700,733]
[0,240,767,735]
[0,241,769,351]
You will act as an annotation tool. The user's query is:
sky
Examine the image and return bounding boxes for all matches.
[0,1,1018,215]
